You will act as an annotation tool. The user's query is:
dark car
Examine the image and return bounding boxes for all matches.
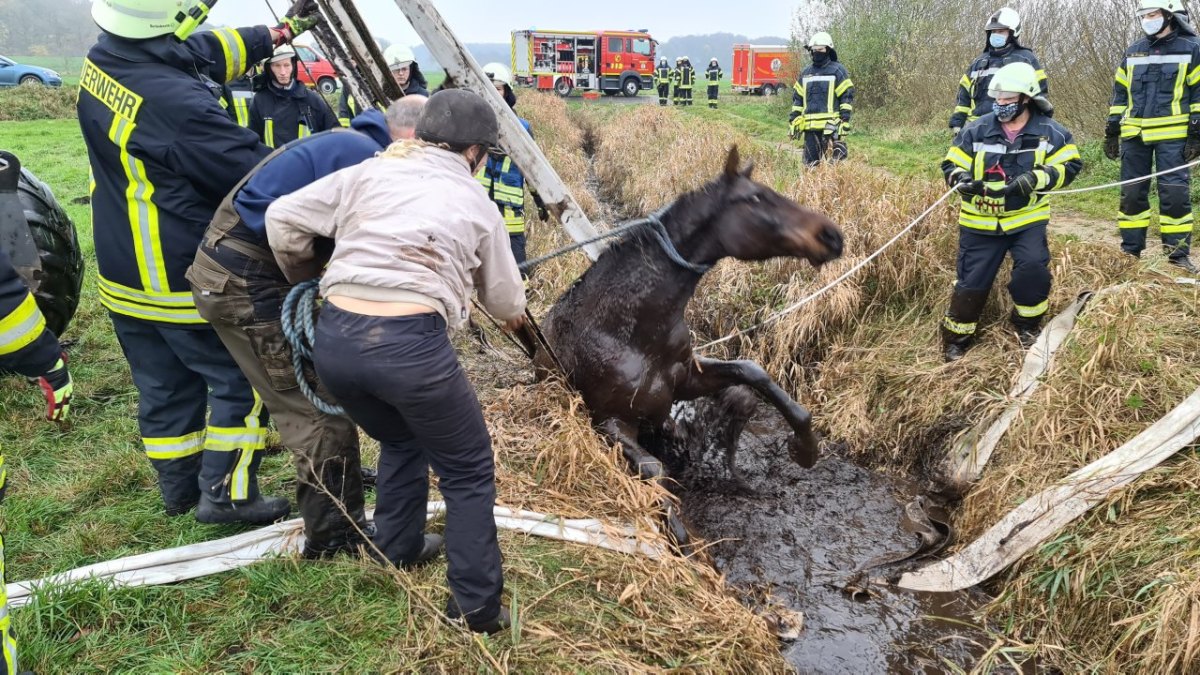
[0,55,63,88]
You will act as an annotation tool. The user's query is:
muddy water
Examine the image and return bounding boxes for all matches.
[666,404,990,674]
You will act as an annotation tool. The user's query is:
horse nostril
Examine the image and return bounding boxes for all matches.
[820,226,844,257]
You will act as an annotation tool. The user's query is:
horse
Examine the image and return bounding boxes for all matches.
[534,145,844,545]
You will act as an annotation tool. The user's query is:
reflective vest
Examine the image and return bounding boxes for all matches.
[679,65,695,89]
[951,46,1046,127]
[77,28,274,325]
[790,61,855,132]
[942,113,1082,235]
[477,154,527,234]
[655,66,672,86]
[706,65,723,85]
[1110,32,1200,143]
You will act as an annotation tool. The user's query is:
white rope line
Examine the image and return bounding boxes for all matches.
[1040,158,1200,195]
[696,187,958,352]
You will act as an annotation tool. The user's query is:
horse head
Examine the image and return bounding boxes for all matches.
[691,146,843,268]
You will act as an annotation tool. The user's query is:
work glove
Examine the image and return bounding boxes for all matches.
[1104,120,1121,161]
[275,13,321,44]
[1004,171,1040,198]
[823,120,841,136]
[1185,119,1200,162]
[37,355,72,422]
[948,171,985,197]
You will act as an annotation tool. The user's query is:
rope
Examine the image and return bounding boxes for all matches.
[280,279,345,416]
[1039,157,1200,195]
[696,187,958,353]
[518,207,683,272]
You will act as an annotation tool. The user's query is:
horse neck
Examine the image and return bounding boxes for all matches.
[645,196,726,315]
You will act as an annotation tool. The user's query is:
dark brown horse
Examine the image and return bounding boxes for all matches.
[536,146,844,544]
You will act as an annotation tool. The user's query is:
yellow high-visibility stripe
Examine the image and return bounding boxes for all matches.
[108,115,168,295]
[221,391,265,501]
[945,146,972,170]
[210,28,247,83]
[1014,301,1048,318]
[835,78,853,97]
[0,293,46,357]
[1172,65,1186,117]
[1160,213,1194,234]
[98,275,195,307]
[1118,209,1152,229]
[1046,145,1081,165]
[942,317,976,335]
[264,119,275,148]
[954,105,972,115]
[79,58,143,121]
[1115,67,1130,87]
[98,290,205,324]
[144,432,205,460]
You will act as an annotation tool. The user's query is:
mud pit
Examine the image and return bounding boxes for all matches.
[666,403,991,673]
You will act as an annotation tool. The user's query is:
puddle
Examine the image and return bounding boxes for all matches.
[664,400,993,674]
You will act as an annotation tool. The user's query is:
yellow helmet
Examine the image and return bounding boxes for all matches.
[987,62,1040,99]
[91,0,211,41]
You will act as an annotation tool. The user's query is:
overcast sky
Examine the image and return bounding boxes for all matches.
[209,0,798,47]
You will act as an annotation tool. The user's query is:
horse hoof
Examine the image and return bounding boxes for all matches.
[787,433,819,468]
[664,505,693,551]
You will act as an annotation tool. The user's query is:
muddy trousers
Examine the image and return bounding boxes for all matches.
[313,307,504,624]
[190,244,366,548]
[941,224,1051,346]
[657,84,669,105]
[707,85,719,108]
[110,314,269,511]
[1119,137,1193,260]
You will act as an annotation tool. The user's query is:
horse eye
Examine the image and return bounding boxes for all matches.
[747,194,762,204]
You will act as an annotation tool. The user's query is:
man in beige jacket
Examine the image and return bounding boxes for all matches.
[265,89,524,634]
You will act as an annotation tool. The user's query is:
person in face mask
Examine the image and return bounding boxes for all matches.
[788,32,855,166]
[941,62,1081,361]
[949,8,1047,138]
[1104,0,1200,273]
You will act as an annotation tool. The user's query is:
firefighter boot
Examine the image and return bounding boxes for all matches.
[1010,310,1043,349]
[940,289,989,362]
[1170,256,1198,274]
[195,448,291,525]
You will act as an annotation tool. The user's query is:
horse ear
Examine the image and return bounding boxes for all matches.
[724,145,741,179]
[741,161,755,179]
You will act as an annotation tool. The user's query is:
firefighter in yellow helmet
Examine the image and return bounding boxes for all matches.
[1105,0,1200,273]
[941,63,1081,360]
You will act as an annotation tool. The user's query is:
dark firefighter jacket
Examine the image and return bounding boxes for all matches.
[950,44,1047,129]
[249,79,339,148]
[1109,30,1200,143]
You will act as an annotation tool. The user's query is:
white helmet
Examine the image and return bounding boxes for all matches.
[268,44,296,64]
[807,32,834,49]
[383,44,415,71]
[1138,0,1185,16]
[482,62,513,87]
[984,7,1022,38]
[92,0,210,40]
[988,62,1039,98]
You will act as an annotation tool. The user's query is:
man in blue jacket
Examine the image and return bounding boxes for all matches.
[189,99,426,559]
[78,0,319,524]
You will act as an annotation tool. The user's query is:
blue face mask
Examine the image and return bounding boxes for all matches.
[1142,16,1166,36]
[988,33,1009,49]
[994,100,1024,122]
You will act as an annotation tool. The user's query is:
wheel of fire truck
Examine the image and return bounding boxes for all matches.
[761,84,777,96]
[17,166,85,336]
[554,77,574,98]
[621,77,640,97]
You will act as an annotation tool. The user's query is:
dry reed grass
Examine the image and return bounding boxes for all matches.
[568,102,1200,672]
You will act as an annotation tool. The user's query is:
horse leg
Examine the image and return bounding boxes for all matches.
[597,417,692,548]
[678,358,821,468]
[711,386,757,492]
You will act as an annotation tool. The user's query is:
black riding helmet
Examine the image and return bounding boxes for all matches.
[415,89,499,149]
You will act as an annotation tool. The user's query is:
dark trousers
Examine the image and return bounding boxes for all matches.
[314,306,503,623]
[509,232,528,279]
[802,130,848,166]
[190,242,366,547]
[948,224,1051,334]
[1119,137,1193,259]
[707,84,719,108]
[657,83,669,105]
[110,313,268,509]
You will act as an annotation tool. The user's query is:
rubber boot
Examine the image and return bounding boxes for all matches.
[302,522,377,560]
[1169,256,1198,274]
[447,599,511,635]
[1010,310,1043,349]
[940,289,989,362]
[360,465,378,489]
[364,533,444,568]
[195,447,291,525]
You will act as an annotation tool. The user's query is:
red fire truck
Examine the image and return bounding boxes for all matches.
[511,29,657,97]
[731,44,796,96]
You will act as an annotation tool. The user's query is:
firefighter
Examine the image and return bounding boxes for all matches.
[706,57,723,109]
[1105,0,1200,273]
[265,89,525,635]
[672,57,683,105]
[789,33,855,166]
[656,56,672,106]
[338,44,430,126]
[941,63,1082,361]
[249,45,339,148]
[680,57,696,106]
[78,0,319,523]
[949,8,1048,137]
[0,246,73,675]
[479,62,549,273]
[189,98,427,559]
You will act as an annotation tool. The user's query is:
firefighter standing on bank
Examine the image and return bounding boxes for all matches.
[78,0,319,523]
[941,63,1082,361]
[790,32,855,166]
[338,44,430,126]
[950,8,1047,137]
[679,57,696,106]
[706,57,723,109]
[0,244,73,674]
[249,45,338,148]
[1105,0,1200,273]
[478,63,548,273]
[656,56,672,106]
[672,57,683,105]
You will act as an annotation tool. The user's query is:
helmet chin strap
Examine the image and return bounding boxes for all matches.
[174,0,217,41]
